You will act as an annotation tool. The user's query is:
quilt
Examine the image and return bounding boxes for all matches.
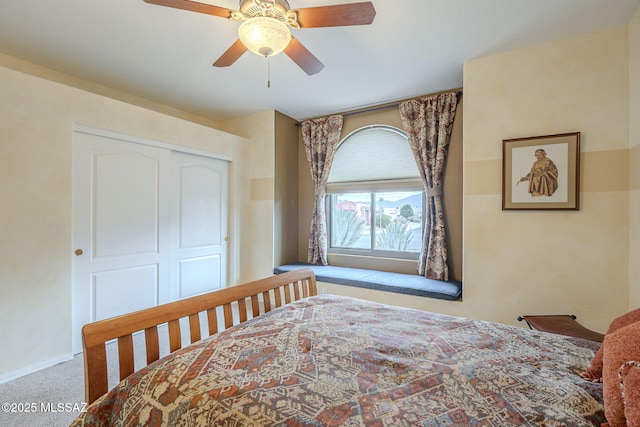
[71,295,605,426]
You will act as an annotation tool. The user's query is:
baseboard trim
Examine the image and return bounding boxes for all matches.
[0,353,74,385]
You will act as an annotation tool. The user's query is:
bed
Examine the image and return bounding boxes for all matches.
[71,268,606,426]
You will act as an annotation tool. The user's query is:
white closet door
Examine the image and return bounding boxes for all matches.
[171,152,228,299]
[72,131,172,352]
[72,129,229,353]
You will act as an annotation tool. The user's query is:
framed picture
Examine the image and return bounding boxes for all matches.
[502,132,580,210]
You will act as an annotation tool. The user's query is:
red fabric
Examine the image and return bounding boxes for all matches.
[602,323,640,427]
[621,362,640,427]
[584,308,640,381]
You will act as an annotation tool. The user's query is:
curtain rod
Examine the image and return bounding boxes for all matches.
[297,87,463,125]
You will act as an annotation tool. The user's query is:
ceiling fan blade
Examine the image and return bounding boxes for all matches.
[284,38,324,75]
[213,39,248,67]
[143,0,233,18]
[294,2,376,28]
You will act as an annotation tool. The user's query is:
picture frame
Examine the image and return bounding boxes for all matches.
[502,132,580,210]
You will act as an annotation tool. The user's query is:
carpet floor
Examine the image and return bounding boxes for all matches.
[0,353,85,427]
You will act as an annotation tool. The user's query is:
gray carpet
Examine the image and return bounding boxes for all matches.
[0,353,85,427]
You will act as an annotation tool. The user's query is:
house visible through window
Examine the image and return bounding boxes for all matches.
[326,125,424,260]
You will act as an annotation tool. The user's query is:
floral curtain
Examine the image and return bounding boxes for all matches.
[399,92,460,281]
[301,115,344,265]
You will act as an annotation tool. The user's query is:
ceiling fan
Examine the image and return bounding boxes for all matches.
[143,0,376,75]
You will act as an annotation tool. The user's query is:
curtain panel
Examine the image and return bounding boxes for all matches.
[399,92,460,281]
[301,115,344,265]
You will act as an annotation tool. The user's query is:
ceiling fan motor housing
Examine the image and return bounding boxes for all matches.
[239,0,290,21]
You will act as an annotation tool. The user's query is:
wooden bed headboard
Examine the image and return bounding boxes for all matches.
[81,268,317,404]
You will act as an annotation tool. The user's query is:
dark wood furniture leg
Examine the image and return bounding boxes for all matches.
[517,315,604,342]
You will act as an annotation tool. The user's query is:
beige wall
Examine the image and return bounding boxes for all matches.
[217,110,300,280]
[217,110,277,282]
[630,8,640,309]
[274,112,300,267]
[462,25,630,333]
[0,53,254,379]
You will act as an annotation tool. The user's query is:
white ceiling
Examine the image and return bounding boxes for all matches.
[0,0,638,121]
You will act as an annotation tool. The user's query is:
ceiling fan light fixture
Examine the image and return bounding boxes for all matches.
[238,16,291,57]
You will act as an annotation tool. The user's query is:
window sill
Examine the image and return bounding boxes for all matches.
[274,262,462,301]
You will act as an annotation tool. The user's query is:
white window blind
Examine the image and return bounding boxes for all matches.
[328,126,420,184]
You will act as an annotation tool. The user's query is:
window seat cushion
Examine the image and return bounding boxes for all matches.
[273,262,462,301]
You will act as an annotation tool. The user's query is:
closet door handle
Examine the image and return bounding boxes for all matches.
[74,249,84,256]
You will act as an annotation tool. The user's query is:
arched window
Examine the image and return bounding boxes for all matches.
[326,125,424,259]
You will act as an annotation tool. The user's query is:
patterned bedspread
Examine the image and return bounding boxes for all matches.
[71,295,605,426]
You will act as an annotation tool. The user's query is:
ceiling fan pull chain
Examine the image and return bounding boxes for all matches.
[267,56,271,88]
